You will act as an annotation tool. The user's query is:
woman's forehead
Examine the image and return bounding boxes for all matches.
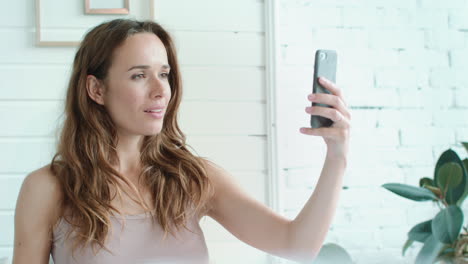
[112,32,169,70]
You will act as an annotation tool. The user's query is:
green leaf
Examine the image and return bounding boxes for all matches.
[420,177,435,188]
[434,149,467,205]
[438,162,463,204]
[415,234,446,264]
[402,239,414,256]
[438,162,463,189]
[313,243,353,264]
[432,205,464,244]
[462,142,468,154]
[457,158,468,206]
[408,219,432,242]
[382,183,438,201]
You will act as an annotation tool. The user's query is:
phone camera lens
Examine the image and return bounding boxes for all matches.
[319,52,327,60]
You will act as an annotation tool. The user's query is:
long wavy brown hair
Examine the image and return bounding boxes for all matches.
[49,18,215,259]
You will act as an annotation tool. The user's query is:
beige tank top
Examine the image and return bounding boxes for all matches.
[51,211,210,264]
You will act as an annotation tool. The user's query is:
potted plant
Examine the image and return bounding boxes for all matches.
[313,243,353,264]
[382,142,468,264]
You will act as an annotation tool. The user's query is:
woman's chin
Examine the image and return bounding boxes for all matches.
[143,128,163,136]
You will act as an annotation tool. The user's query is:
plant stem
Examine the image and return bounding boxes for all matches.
[442,200,449,207]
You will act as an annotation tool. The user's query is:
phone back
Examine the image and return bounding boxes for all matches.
[310,49,337,128]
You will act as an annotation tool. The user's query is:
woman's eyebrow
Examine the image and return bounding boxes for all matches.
[127,64,171,71]
[127,65,150,71]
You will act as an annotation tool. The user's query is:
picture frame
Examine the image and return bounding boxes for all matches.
[85,0,130,15]
[35,0,155,46]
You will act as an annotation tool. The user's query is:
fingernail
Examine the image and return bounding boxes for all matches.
[308,94,316,100]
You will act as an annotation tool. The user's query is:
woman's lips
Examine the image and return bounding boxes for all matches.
[144,110,164,119]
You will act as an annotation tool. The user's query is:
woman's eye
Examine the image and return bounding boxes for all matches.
[132,73,145,80]
[161,72,169,78]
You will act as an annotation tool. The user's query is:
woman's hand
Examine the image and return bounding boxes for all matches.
[300,76,352,160]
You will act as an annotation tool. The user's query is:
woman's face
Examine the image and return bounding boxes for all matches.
[99,32,172,137]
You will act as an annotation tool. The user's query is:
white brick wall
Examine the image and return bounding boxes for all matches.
[277,0,468,264]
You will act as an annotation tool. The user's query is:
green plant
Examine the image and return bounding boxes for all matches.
[382,142,468,264]
[313,243,354,264]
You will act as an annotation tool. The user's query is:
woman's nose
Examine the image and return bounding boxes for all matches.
[149,75,166,96]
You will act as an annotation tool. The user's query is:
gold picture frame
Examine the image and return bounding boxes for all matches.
[35,0,155,46]
[85,0,130,15]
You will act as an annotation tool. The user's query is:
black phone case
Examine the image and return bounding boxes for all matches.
[310,49,337,128]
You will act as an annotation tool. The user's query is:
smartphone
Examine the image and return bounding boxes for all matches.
[310,49,337,128]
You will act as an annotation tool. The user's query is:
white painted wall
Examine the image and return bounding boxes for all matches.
[0,0,279,263]
[4,0,467,264]
[277,0,468,263]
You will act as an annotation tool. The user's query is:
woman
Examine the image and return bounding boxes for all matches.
[13,19,351,264]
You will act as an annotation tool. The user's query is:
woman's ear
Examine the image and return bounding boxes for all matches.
[86,75,106,105]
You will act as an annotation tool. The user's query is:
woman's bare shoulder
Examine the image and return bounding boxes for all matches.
[19,164,64,226]
[26,164,62,195]
[13,164,64,262]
